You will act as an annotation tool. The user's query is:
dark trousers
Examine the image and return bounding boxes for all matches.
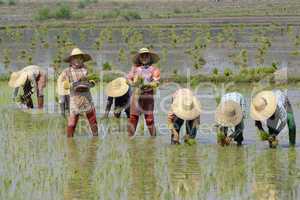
[60,95,70,116]
[173,115,198,139]
[268,112,296,145]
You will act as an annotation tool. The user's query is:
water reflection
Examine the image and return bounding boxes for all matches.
[64,138,99,200]
[128,139,157,200]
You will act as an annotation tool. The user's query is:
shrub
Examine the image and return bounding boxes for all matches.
[121,11,141,21]
[100,9,120,19]
[35,7,51,20]
[98,10,141,21]
[78,0,87,9]
[35,4,72,20]
[53,4,72,19]
[7,0,16,6]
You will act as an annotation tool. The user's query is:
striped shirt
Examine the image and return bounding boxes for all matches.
[265,90,288,132]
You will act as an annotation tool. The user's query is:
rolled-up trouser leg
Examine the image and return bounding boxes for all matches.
[233,121,244,145]
[36,80,45,109]
[60,96,66,116]
[124,105,130,118]
[86,108,98,136]
[67,114,79,137]
[65,95,70,113]
[60,103,66,116]
[173,116,184,143]
[287,112,296,146]
[145,113,156,136]
[37,96,44,109]
[128,115,139,137]
[25,97,34,109]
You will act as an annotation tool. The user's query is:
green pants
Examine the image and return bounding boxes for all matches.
[287,112,296,146]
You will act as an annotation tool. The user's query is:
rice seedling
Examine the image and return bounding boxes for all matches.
[257,130,269,141]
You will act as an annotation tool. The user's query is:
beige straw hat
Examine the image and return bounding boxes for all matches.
[215,100,243,127]
[250,90,277,121]
[64,48,92,63]
[171,94,201,120]
[8,65,41,88]
[105,77,129,97]
[132,48,160,65]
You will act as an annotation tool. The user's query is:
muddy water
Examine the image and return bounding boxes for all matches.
[0,81,300,200]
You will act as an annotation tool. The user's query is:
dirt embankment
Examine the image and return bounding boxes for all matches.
[0,0,300,27]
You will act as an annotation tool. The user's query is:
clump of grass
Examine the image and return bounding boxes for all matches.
[35,7,51,20]
[257,130,269,141]
[53,4,72,19]
[98,9,141,21]
[224,68,233,77]
[78,0,98,9]
[102,62,112,71]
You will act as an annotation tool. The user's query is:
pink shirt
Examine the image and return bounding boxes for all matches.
[127,65,160,83]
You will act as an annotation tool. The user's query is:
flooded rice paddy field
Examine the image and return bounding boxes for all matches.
[0,81,300,200]
[1,23,300,76]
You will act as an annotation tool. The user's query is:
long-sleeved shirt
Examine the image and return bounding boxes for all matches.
[105,90,130,113]
[256,90,289,134]
[219,92,246,137]
[127,65,160,93]
[13,70,39,98]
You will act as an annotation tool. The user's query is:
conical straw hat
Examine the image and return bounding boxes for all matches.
[64,48,92,63]
[215,100,243,127]
[105,77,129,97]
[8,65,41,88]
[132,48,160,65]
[171,94,201,120]
[250,90,277,121]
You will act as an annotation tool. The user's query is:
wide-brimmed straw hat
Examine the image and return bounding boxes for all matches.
[250,90,277,121]
[8,65,41,88]
[171,94,201,120]
[64,48,92,63]
[105,77,129,97]
[132,48,160,65]
[215,100,243,127]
